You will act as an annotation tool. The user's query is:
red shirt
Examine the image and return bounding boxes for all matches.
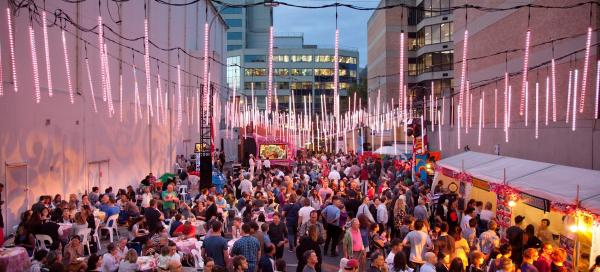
[174,224,196,237]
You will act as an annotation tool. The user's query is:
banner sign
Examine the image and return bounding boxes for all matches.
[520,192,550,212]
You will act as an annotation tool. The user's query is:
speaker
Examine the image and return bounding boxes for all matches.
[199,155,212,190]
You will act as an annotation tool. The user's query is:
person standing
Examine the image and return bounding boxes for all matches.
[368,252,388,272]
[419,252,438,272]
[322,196,342,257]
[298,211,325,242]
[521,248,540,272]
[534,243,553,272]
[258,244,276,272]
[202,221,229,268]
[232,256,249,272]
[144,199,164,234]
[376,197,389,233]
[268,213,288,259]
[161,184,179,219]
[0,183,4,245]
[506,215,526,265]
[402,220,433,270]
[296,225,323,272]
[343,219,366,272]
[231,223,261,272]
[249,154,256,179]
[302,250,319,272]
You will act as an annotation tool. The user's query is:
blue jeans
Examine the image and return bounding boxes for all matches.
[287,224,297,250]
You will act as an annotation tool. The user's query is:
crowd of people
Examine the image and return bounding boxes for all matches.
[5,149,599,272]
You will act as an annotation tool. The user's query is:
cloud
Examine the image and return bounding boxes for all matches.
[274,0,377,68]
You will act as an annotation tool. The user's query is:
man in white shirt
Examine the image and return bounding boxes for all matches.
[402,220,433,268]
[263,157,271,170]
[356,197,375,223]
[239,173,253,195]
[461,207,475,231]
[376,197,389,231]
[419,252,437,272]
[248,154,256,179]
[327,167,341,181]
[297,199,315,226]
[386,238,403,271]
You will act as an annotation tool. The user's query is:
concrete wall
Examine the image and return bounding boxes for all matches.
[0,0,226,232]
[429,0,600,170]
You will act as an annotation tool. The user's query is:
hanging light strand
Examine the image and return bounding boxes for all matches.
[61,28,74,104]
[579,25,592,113]
[144,16,154,119]
[6,8,18,93]
[29,24,41,103]
[42,11,53,96]
[84,45,98,112]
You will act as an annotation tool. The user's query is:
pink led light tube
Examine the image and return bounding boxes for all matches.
[6,8,18,93]
[520,29,531,116]
[552,59,557,122]
[61,30,74,104]
[144,18,153,118]
[85,58,98,113]
[579,27,592,113]
[267,26,274,111]
[458,30,469,125]
[29,25,41,103]
[98,16,107,102]
[42,11,52,96]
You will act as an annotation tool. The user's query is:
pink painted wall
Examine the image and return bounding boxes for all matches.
[0,0,226,232]
[430,0,600,170]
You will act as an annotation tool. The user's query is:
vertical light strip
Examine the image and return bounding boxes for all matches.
[202,21,209,124]
[29,25,41,103]
[42,11,52,96]
[535,81,539,139]
[494,87,498,128]
[119,74,123,122]
[572,69,578,131]
[103,44,114,115]
[545,76,549,125]
[466,81,471,132]
[441,96,445,125]
[98,16,107,102]
[61,30,74,104]
[267,26,274,111]
[478,98,482,146]
[196,86,200,133]
[579,27,592,113]
[595,60,600,119]
[177,64,182,128]
[133,65,140,123]
[438,110,442,151]
[334,28,339,120]
[399,32,405,113]
[156,75,162,125]
[520,29,531,115]
[566,69,572,123]
[0,41,3,96]
[430,81,434,132]
[482,91,485,128]
[458,30,469,125]
[504,73,509,132]
[525,82,529,127]
[144,18,153,118]
[6,8,18,93]
[551,58,557,122]
[457,105,461,149]
[507,85,512,142]
[85,58,98,112]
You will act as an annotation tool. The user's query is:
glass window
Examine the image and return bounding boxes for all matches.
[291,82,313,89]
[276,82,290,89]
[227,32,242,40]
[431,0,440,17]
[274,69,288,76]
[290,55,313,62]
[441,23,451,42]
[244,68,267,77]
[227,45,242,51]
[273,55,289,62]
[290,69,313,76]
[424,26,432,45]
[423,0,432,17]
[315,55,334,62]
[244,55,266,63]
[339,82,350,90]
[314,69,334,76]
[314,82,334,89]
[221,7,242,14]
[226,56,240,89]
[441,0,450,15]
[225,19,242,27]
[431,25,441,44]
[244,82,267,90]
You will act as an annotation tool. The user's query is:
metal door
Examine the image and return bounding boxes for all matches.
[87,160,109,192]
[4,162,30,236]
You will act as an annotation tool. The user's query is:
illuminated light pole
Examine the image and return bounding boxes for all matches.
[438,110,442,151]
[525,82,528,127]
[482,91,485,128]
[6,8,18,93]
[566,70,572,123]
[98,16,107,102]
[29,25,41,103]
[399,32,405,112]
[430,81,434,132]
[535,81,539,139]
[334,28,340,151]
[545,76,549,126]
[506,85,512,142]
[103,44,114,115]
[202,21,209,124]
[552,58,557,122]
[144,18,153,119]
[458,30,469,126]
[61,29,74,104]
[267,26,274,112]
[42,11,52,96]
[494,87,498,128]
[579,26,592,113]
[572,69,578,131]
[478,98,482,146]
[120,74,123,122]
[133,65,141,123]
[85,58,98,113]
[520,29,531,116]
[457,104,461,149]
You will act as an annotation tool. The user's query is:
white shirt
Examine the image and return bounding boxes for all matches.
[479,209,494,222]
[357,203,375,223]
[461,214,473,231]
[377,204,389,225]
[249,158,255,167]
[402,230,432,264]
[264,159,271,168]
[298,206,315,225]
[419,263,436,272]
[386,252,396,272]
[101,253,119,272]
[239,179,253,195]
[328,170,341,181]
[141,193,153,208]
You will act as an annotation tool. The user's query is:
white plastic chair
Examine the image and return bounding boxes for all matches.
[101,214,120,243]
[93,218,102,250]
[35,234,53,251]
[75,228,92,255]
[191,249,204,270]
[179,185,188,201]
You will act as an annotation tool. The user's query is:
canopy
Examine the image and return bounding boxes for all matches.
[373,144,411,159]
[436,151,600,215]
[158,173,176,182]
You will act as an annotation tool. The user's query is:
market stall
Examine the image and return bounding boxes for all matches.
[434,151,600,271]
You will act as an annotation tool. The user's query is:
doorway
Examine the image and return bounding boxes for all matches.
[4,162,31,236]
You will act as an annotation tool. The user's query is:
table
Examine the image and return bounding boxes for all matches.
[137,256,157,271]
[193,221,207,236]
[58,223,73,241]
[0,247,31,272]
[169,237,198,254]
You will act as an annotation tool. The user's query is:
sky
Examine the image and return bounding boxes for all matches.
[274,0,379,69]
